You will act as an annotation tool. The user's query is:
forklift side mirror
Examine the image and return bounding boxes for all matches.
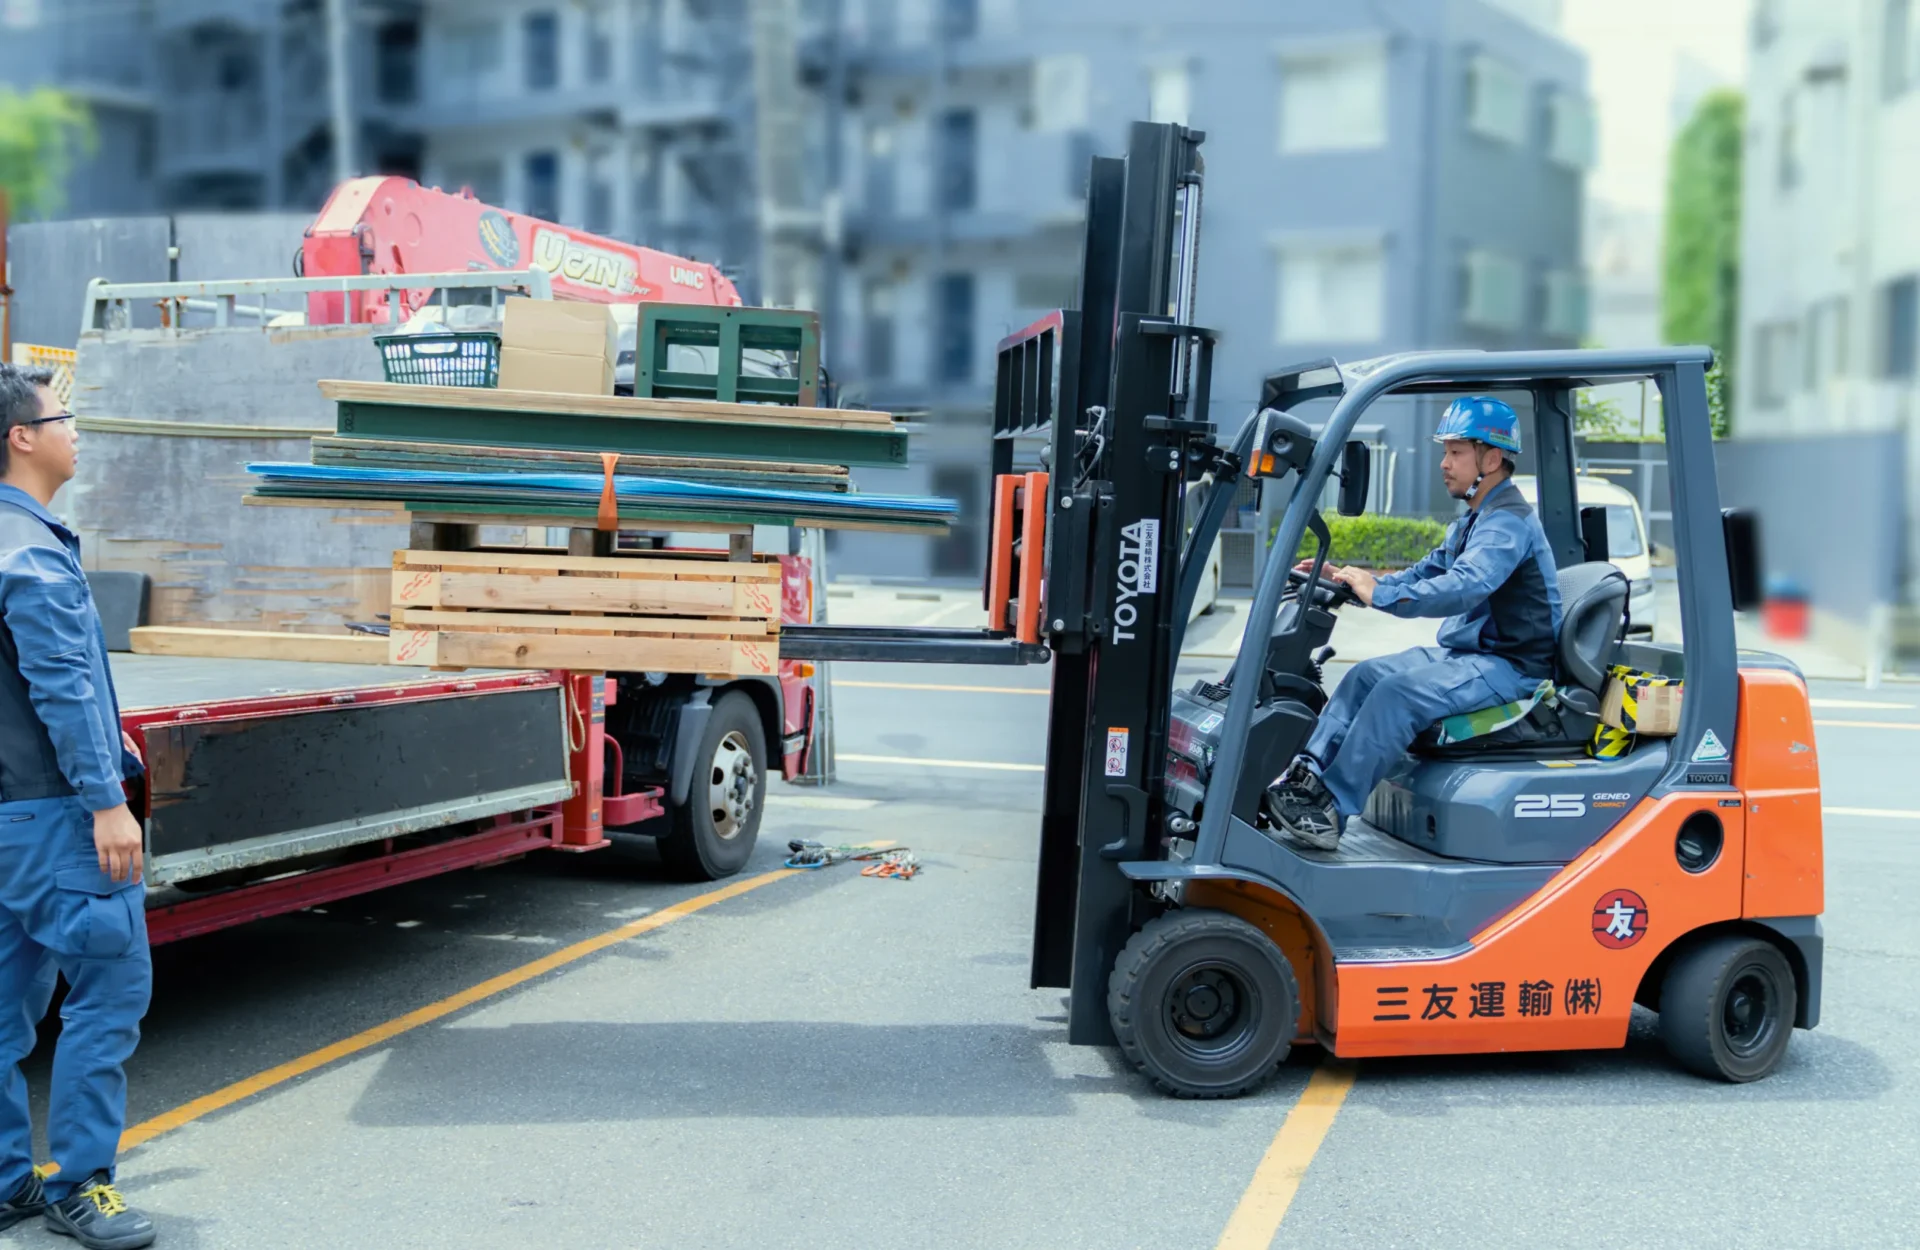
[1723,508,1763,612]
[1579,505,1610,564]
[1337,441,1371,517]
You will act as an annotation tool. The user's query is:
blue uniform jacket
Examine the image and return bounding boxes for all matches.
[1368,478,1563,677]
[0,485,139,811]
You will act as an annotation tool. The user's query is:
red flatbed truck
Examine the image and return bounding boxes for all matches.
[120,558,818,945]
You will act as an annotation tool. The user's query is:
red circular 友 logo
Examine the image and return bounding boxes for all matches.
[1592,889,1649,948]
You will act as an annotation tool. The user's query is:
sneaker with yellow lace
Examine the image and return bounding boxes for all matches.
[43,1171,155,1250]
[0,1163,47,1231]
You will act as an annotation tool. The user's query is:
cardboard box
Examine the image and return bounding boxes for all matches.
[1601,672,1683,736]
[498,297,617,395]
[498,345,615,396]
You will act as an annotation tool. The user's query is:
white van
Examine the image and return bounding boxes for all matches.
[1513,474,1655,637]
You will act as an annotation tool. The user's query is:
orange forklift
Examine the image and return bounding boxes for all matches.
[983,122,1823,1097]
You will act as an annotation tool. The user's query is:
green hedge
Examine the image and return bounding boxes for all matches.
[1284,512,1448,570]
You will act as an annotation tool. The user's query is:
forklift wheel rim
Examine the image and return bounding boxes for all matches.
[1723,965,1783,1059]
[708,729,756,840]
[1163,959,1260,1060]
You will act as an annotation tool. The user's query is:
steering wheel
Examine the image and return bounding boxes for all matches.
[1287,565,1357,608]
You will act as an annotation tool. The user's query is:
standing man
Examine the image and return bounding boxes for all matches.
[0,364,156,1249]
[1264,396,1562,850]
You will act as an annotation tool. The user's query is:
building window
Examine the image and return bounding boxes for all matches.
[1543,269,1588,338]
[1273,241,1385,344]
[586,176,613,235]
[1804,296,1850,388]
[1032,54,1090,133]
[935,272,975,384]
[1778,91,1801,191]
[443,21,502,81]
[936,109,977,211]
[1149,62,1190,127]
[1545,90,1594,169]
[1756,320,1802,403]
[1752,0,1780,48]
[938,0,976,40]
[1462,249,1525,331]
[525,11,561,91]
[443,158,504,205]
[1887,0,1917,98]
[586,6,614,84]
[865,123,897,217]
[864,282,896,380]
[1466,54,1528,145]
[1883,276,1918,379]
[1277,42,1387,153]
[525,150,560,222]
[375,22,418,104]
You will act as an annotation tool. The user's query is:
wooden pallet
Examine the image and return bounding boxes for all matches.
[387,548,783,676]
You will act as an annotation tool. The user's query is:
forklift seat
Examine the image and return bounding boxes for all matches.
[1411,562,1628,755]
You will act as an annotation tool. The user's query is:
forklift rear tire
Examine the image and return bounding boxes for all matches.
[658,691,765,881]
[1109,909,1300,1099]
[1658,935,1797,1082]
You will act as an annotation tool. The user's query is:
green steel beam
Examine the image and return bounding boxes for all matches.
[333,399,906,468]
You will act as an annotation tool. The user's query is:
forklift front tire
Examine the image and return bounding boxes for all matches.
[1658,935,1798,1083]
[1109,909,1300,1099]
[658,691,765,881]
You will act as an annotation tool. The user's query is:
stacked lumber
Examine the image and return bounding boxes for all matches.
[386,549,783,677]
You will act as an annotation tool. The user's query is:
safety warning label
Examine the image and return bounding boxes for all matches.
[1104,728,1129,778]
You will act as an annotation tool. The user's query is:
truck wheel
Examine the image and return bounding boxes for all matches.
[659,692,765,881]
[1109,909,1299,1099]
[1659,935,1797,1082]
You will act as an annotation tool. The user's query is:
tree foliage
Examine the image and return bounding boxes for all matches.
[0,88,94,219]
[1662,90,1742,437]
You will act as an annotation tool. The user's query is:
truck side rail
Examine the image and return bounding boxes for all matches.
[82,268,554,335]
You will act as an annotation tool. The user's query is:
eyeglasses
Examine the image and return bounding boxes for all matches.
[16,412,73,429]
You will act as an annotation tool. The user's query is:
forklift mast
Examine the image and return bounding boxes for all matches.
[996,122,1224,1045]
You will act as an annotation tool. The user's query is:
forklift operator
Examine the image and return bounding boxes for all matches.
[1265,396,1563,851]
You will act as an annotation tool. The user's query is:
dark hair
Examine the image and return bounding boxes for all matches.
[0,364,56,477]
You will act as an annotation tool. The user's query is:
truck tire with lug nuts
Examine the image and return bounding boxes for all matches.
[1109,909,1299,1098]
[660,691,765,881]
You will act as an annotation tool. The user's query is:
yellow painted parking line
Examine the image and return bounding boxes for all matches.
[1215,1063,1358,1249]
[836,752,1045,773]
[1825,806,1920,820]
[118,867,799,1152]
[833,680,1048,695]
[1814,719,1920,730]
[1810,698,1914,710]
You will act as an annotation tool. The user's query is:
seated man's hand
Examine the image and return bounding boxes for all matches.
[1332,565,1377,607]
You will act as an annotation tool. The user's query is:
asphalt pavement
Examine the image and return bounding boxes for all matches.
[6,590,1917,1249]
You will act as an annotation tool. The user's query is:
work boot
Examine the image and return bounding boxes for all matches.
[0,1166,45,1231]
[44,1172,155,1250]
[1263,761,1341,851]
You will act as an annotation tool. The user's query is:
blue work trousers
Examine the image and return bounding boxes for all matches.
[0,796,151,1201]
[1304,646,1535,826]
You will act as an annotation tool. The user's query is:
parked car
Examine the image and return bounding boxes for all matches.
[1513,474,1655,637]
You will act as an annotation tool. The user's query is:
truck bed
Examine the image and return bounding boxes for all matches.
[113,653,444,710]
[116,657,572,889]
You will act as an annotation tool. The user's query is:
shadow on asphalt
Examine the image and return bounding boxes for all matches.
[350,1021,1082,1122]
[1343,1008,1891,1105]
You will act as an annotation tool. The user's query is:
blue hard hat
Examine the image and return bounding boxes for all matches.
[1433,396,1521,454]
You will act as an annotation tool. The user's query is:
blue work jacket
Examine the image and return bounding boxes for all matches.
[0,485,139,811]
[1369,478,1563,679]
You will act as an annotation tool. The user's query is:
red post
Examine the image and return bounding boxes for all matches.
[558,671,613,850]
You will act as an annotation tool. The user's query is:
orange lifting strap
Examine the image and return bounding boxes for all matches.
[985,471,1049,644]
